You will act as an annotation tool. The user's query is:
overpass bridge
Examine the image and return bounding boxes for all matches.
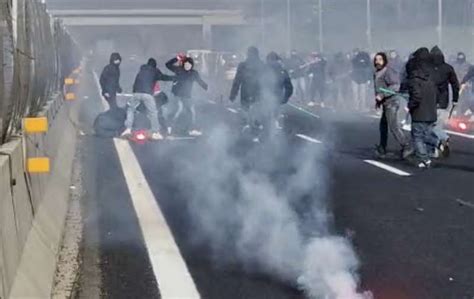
[49,8,248,49]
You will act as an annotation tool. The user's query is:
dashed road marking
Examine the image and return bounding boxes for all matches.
[226,107,239,114]
[288,103,320,118]
[296,134,322,144]
[93,72,201,299]
[364,159,412,177]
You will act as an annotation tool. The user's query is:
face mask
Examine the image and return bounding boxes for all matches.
[114,60,121,65]
[184,62,192,71]
[457,56,465,63]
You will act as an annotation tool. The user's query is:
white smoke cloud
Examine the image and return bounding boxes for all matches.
[160,116,370,298]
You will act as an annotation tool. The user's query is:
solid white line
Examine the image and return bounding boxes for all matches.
[367,114,380,119]
[93,72,200,299]
[364,160,411,177]
[227,107,239,114]
[446,130,474,139]
[295,133,322,144]
[288,103,320,118]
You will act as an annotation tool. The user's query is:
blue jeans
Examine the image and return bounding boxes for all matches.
[125,93,160,132]
[412,122,437,162]
[432,109,450,143]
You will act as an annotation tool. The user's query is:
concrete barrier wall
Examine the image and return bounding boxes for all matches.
[0,85,79,298]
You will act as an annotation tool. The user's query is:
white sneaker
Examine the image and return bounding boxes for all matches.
[189,130,202,137]
[320,102,325,108]
[121,128,132,138]
[275,121,283,130]
[252,137,260,143]
[151,132,164,140]
[307,101,316,107]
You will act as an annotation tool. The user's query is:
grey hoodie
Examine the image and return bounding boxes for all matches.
[374,65,401,102]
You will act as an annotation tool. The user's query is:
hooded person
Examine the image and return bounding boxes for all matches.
[99,52,122,109]
[121,58,175,140]
[307,52,327,107]
[351,49,373,111]
[263,52,293,131]
[430,46,460,157]
[454,52,471,81]
[407,47,439,168]
[230,46,266,140]
[373,52,412,159]
[166,55,208,137]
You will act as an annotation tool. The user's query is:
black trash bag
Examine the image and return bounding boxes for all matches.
[93,108,126,137]
[155,91,169,107]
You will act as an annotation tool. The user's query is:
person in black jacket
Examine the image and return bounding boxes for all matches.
[263,52,293,131]
[122,58,175,140]
[99,52,122,109]
[230,46,266,139]
[407,48,439,168]
[430,46,460,157]
[351,49,373,111]
[166,55,208,137]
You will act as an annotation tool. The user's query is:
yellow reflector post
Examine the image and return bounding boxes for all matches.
[64,78,74,85]
[65,93,76,101]
[27,158,50,173]
[23,117,48,133]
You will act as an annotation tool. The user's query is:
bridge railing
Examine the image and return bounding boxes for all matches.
[0,0,80,144]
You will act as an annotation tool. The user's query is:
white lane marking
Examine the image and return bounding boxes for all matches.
[288,103,320,118]
[364,160,412,177]
[446,130,474,139]
[295,134,322,144]
[166,136,196,141]
[227,107,239,114]
[93,72,201,299]
[367,114,380,119]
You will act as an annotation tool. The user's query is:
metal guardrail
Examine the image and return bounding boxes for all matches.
[0,0,80,144]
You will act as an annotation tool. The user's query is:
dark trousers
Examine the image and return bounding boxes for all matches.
[104,93,118,109]
[412,121,437,162]
[379,97,409,150]
[309,80,325,103]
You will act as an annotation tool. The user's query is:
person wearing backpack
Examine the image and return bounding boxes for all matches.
[407,48,440,168]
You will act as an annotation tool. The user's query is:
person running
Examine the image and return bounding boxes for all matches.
[166,54,208,137]
[121,58,175,140]
[407,48,439,168]
[373,52,412,159]
[99,52,122,109]
[430,46,460,157]
[230,46,266,141]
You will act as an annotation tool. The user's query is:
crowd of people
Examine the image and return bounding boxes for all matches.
[97,44,474,168]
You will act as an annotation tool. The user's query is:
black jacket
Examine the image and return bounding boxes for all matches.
[430,46,460,109]
[100,53,122,95]
[264,62,293,104]
[133,64,174,95]
[351,51,372,84]
[166,58,208,98]
[307,59,327,85]
[230,56,266,107]
[408,48,438,122]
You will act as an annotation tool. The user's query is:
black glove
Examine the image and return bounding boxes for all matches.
[117,87,123,94]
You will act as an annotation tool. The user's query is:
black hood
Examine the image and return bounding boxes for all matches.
[457,52,466,64]
[109,52,122,65]
[430,46,445,66]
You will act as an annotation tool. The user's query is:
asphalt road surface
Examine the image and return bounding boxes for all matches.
[72,65,474,299]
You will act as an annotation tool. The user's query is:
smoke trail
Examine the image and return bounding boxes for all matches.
[160,112,369,298]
